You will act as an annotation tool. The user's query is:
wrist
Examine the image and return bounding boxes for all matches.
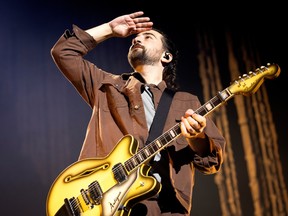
[85,23,113,43]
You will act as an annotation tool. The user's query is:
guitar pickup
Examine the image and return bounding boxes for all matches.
[112,163,128,183]
[88,181,103,205]
[62,197,80,216]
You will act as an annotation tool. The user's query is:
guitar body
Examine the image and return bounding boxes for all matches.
[46,135,161,216]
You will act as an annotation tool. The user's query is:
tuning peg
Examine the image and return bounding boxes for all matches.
[248,71,256,76]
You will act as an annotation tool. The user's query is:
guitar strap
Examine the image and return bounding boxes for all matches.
[145,88,176,145]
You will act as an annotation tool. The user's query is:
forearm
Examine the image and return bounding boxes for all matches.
[85,23,113,43]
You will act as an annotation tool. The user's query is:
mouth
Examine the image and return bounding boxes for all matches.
[130,43,143,51]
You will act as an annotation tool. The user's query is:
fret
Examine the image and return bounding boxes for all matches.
[139,151,147,161]
[203,102,213,112]
[135,155,141,164]
[218,89,230,101]
[147,145,154,155]
[125,160,133,171]
[158,136,166,146]
[169,129,176,138]
[155,140,162,148]
[144,148,150,157]
[174,125,181,134]
[196,93,224,116]
[131,157,137,166]
[164,132,173,143]
[138,152,144,161]
[151,142,159,152]
[162,134,170,143]
[197,107,207,116]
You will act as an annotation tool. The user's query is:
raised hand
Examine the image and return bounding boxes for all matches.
[109,11,153,38]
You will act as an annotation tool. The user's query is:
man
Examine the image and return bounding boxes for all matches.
[51,11,226,216]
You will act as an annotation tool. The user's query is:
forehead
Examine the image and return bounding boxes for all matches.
[136,30,163,40]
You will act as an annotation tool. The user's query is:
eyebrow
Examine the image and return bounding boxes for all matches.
[138,32,157,39]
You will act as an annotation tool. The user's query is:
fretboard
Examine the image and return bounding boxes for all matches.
[124,88,233,173]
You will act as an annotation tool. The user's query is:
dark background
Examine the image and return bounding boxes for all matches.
[0,1,287,215]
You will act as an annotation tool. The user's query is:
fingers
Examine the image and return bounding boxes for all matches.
[129,11,145,18]
[134,18,153,26]
[110,12,153,37]
[180,111,206,138]
[191,113,206,128]
[132,19,153,33]
[129,11,153,31]
[182,116,203,134]
[129,11,149,23]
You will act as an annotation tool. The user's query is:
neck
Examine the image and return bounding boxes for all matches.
[134,64,163,85]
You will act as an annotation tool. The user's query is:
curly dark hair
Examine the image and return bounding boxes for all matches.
[153,28,179,91]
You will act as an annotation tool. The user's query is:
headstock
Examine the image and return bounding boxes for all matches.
[228,63,280,96]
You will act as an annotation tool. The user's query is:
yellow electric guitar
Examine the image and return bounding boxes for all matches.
[46,63,280,216]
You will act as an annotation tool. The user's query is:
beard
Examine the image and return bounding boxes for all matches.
[128,49,160,69]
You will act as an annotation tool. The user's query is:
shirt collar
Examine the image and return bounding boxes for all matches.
[121,72,167,92]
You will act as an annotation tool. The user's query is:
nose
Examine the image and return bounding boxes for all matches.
[130,36,143,51]
[132,36,142,45]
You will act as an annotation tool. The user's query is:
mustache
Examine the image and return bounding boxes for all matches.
[130,43,144,50]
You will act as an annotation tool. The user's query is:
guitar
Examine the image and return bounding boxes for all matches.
[46,63,280,216]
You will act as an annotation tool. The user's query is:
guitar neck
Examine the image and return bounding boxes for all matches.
[124,87,234,173]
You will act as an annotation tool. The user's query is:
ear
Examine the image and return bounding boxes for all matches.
[161,51,173,63]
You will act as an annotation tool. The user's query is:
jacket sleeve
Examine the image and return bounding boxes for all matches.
[192,117,226,174]
[170,92,226,174]
[50,24,103,107]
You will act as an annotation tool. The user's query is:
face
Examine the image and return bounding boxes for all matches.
[128,30,165,69]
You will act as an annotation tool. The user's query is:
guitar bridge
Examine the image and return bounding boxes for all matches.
[112,163,128,183]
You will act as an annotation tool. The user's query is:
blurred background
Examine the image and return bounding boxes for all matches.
[1,1,287,215]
